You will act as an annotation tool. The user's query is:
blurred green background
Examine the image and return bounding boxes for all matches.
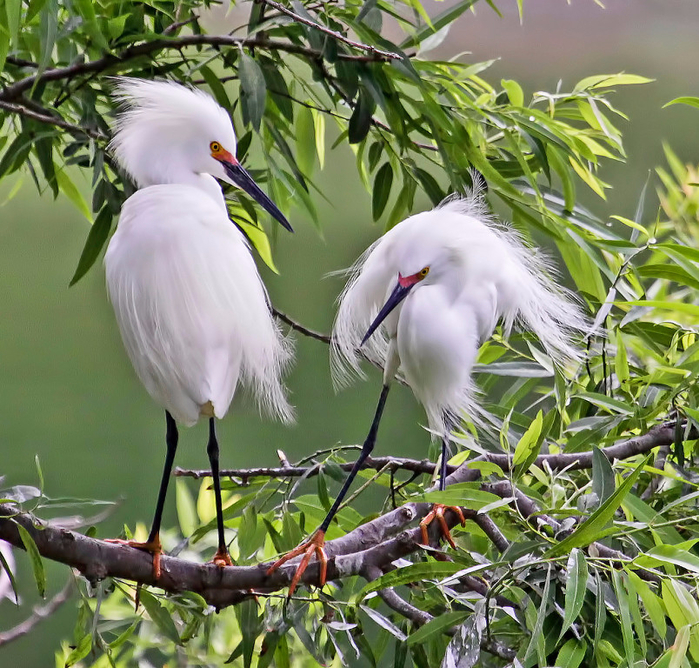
[1,1,699,664]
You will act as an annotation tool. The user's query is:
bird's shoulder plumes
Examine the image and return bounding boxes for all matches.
[331,187,587,394]
[109,78,236,188]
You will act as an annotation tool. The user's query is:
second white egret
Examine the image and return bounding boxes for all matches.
[104,79,293,577]
[269,188,585,594]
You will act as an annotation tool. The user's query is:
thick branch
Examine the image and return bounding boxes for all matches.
[259,0,402,60]
[0,35,389,102]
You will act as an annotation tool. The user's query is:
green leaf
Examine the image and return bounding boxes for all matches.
[235,218,278,273]
[407,611,468,645]
[501,79,524,107]
[512,409,543,478]
[576,391,634,416]
[524,564,552,663]
[56,169,91,222]
[420,484,500,509]
[372,162,393,221]
[555,639,587,668]
[199,65,232,110]
[637,263,699,291]
[69,205,113,286]
[627,570,666,638]
[358,561,466,597]
[592,447,615,504]
[16,523,46,597]
[559,548,588,639]
[400,0,477,49]
[545,456,649,557]
[349,87,374,144]
[74,0,109,50]
[239,54,267,132]
[669,626,691,668]
[612,570,635,667]
[295,106,315,176]
[38,0,58,75]
[235,598,261,668]
[312,109,325,169]
[175,478,197,537]
[138,589,182,645]
[65,633,92,667]
[663,96,699,110]
[636,544,699,574]
[5,0,21,45]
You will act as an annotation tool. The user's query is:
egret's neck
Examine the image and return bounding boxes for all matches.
[144,168,226,211]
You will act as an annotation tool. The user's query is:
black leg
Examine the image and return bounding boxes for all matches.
[207,418,228,557]
[147,411,179,543]
[439,438,449,492]
[320,384,391,533]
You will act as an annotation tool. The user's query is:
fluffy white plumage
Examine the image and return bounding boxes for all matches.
[105,79,292,426]
[332,190,586,435]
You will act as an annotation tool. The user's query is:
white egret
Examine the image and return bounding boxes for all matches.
[104,79,293,577]
[268,188,585,594]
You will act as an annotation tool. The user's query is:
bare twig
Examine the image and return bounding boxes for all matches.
[0,578,73,646]
[0,100,107,141]
[272,307,331,344]
[259,0,402,60]
[176,421,682,481]
[473,514,509,553]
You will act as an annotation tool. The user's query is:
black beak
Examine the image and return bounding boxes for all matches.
[222,161,293,232]
[361,282,414,346]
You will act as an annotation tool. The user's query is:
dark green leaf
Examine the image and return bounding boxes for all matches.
[372,162,393,220]
[69,206,113,286]
[592,447,615,504]
[560,548,589,639]
[349,88,374,144]
[239,54,267,132]
[407,611,467,645]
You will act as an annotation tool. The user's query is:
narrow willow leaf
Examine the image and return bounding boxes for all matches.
[663,96,699,110]
[512,409,543,479]
[627,571,666,638]
[545,456,649,557]
[5,0,21,45]
[524,564,552,663]
[65,633,92,667]
[612,571,635,666]
[295,106,315,176]
[359,562,465,597]
[420,485,499,509]
[56,169,91,221]
[69,205,113,286]
[559,548,588,639]
[16,523,46,597]
[669,626,691,668]
[0,545,18,604]
[311,109,325,168]
[139,589,182,645]
[239,54,266,132]
[591,447,615,504]
[372,162,393,220]
[555,639,587,668]
[349,87,374,144]
[593,571,606,654]
[236,598,261,668]
[361,605,407,641]
[235,218,278,273]
[637,544,699,574]
[399,0,477,49]
[407,611,468,646]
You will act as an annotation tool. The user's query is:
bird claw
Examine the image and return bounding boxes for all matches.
[210,547,233,568]
[266,530,328,597]
[105,534,163,579]
[419,504,466,549]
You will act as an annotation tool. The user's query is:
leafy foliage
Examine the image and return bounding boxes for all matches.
[2,0,699,667]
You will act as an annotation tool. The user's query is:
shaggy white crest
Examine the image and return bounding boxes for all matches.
[331,186,586,435]
[110,78,237,189]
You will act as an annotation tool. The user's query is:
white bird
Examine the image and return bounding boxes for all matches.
[268,187,585,594]
[104,78,293,577]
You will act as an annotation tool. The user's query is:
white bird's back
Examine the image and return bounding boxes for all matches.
[332,190,586,434]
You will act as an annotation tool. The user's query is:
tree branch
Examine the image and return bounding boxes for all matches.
[258,0,402,60]
[0,577,73,646]
[176,421,682,482]
[0,100,107,141]
[0,35,391,103]
[272,307,331,344]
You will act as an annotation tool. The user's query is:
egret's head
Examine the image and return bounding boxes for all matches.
[110,78,292,231]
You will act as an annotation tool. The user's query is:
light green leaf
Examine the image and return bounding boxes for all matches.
[358,562,466,597]
[65,633,92,667]
[56,169,91,222]
[636,545,699,574]
[175,478,197,537]
[512,409,543,478]
[311,109,325,169]
[295,106,315,176]
[236,218,278,273]
[627,571,666,639]
[663,96,699,110]
[612,570,635,666]
[420,484,500,509]
[501,79,524,107]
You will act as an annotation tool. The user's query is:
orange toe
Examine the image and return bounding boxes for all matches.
[106,535,163,579]
[419,504,466,550]
[267,530,327,596]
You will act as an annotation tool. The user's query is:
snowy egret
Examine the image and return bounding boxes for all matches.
[268,188,585,594]
[104,79,293,578]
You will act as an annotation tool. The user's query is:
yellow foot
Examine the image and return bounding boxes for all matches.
[419,504,466,549]
[105,534,163,579]
[210,546,233,568]
[266,530,327,597]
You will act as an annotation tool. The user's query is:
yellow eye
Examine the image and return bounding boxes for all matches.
[419,267,430,278]
[210,141,221,153]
